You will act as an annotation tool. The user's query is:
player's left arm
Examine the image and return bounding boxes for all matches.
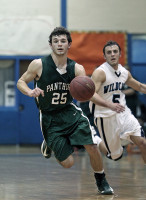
[126,71,146,94]
[75,63,86,76]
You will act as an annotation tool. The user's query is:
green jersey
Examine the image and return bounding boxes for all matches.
[35,55,76,112]
[34,55,95,162]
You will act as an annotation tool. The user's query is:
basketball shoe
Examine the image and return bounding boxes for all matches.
[41,140,52,159]
[94,173,114,195]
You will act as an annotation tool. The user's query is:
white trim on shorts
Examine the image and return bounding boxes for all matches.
[71,102,98,144]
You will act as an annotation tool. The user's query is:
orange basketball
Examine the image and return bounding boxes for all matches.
[70,76,95,102]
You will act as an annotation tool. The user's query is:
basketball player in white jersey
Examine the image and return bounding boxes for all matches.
[89,40,146,163]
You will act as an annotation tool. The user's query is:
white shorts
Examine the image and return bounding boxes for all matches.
[95,107,142,160]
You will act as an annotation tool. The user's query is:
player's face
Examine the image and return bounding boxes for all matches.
[104,45,121,68]
[50,35,71,56]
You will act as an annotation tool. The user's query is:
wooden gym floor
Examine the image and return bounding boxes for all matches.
[0,145,145,200]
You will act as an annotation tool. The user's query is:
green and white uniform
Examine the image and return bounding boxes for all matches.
[35,55,97,162]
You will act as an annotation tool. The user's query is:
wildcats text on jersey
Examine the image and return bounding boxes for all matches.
[104,82,124,94]
[47,82,70,92]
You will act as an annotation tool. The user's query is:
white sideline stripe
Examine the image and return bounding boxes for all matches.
[70,103,97,144]
[39,110,45,141]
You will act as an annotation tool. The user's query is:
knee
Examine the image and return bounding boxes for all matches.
[61,161,74,168]
[60,156,74,168]
[84,144,102,158]
[84,144,97,153]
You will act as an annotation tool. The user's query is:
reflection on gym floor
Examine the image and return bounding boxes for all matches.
[0,146,145,200]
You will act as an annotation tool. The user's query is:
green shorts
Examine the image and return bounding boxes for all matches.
[40,103,94,162]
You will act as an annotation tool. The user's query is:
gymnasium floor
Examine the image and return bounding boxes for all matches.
[0,145,145,200]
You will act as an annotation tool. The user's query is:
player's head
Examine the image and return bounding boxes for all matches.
[103,40,121,68]
[103,40,121,55]
[49,26,72,44]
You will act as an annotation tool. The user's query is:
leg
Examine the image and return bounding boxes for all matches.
[84,144,103,171]
[84,144,114,195]
[130,135,146,163]
[98,140,108,156]
[96,136,123,161]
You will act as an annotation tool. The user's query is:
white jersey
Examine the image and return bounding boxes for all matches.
[89,62,128,117]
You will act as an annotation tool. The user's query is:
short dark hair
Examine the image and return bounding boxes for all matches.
[103,40,121,55]
[49,26,72,44]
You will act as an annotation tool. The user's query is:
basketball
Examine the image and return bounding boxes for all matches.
[69,76,95,102]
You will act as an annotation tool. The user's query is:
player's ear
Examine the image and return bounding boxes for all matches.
[103,54,106,60]
[49,42,52,48]
[68,42,72,49]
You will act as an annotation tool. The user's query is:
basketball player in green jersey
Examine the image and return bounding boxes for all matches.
[17,26,124,195]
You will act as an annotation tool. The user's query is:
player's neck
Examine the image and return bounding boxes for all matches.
[51,53,67,69]
[111,64,119,70]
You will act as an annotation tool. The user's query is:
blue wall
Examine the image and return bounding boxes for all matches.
[0,56,43,145]
[128,34,146,106]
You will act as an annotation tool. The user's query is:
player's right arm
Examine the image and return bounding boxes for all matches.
[17,59,44,97]
[90,68,125,113]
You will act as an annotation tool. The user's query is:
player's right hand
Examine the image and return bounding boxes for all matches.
[28,88,44,97]
[108,102,125,113]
